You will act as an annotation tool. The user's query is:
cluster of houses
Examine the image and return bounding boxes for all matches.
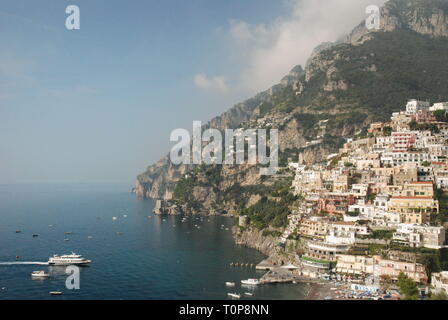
[285,99,448,294]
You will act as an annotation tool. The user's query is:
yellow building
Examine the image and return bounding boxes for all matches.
[389,181,435,198]
[297,218,329,240]
[388,196,438,224]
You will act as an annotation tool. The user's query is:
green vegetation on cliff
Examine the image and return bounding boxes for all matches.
[398,272,419,300]
[239,178,300,229]
[330,30,448,120]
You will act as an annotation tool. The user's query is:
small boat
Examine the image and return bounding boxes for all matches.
[241,279,260,286]
[15,230,21,233]
[225,282,236,287]
[31,271,50,278]
[244,292,254,296]
[32,234,39,237]
[123,215,128,218]
[50,291,62,295]
[87,236,93,239]
[112,217,118,221]
[227,293,241,299]
[64,239,70,242]
[116,232,123,235]
[64,232,72,235]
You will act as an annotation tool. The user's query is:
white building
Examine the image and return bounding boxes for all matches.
[406,99,430,115]
[326,222,370,245]
[351,184,369,198]
[430,102,448,112]
[431,271,448,295]
[393,224,446,249]
[374,195,390,211]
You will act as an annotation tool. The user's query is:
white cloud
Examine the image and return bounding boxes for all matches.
[227,0,387,93]
[193,73,228,92]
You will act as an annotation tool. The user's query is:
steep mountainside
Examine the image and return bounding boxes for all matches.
[134,0,448,217]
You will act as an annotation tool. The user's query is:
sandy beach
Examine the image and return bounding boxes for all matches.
[305,281,352,300]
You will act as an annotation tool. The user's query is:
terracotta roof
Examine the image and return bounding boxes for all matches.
[410,181,433,184]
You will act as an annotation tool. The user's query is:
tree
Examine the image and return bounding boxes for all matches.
[434,110,448,122]
[383,126,393,136]
[397,272,419,300]
[422,161,431,167]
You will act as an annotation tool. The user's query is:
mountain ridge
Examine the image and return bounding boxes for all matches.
[134,0,448,215]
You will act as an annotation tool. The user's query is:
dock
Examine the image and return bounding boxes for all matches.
[255,259,276,271]
[260,270,295,284]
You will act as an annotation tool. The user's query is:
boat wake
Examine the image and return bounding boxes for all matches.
[0,262,49,266]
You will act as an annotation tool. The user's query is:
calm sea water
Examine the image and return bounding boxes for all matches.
[0,184,306,300]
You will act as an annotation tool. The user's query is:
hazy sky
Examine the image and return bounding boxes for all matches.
[0,0,385,185]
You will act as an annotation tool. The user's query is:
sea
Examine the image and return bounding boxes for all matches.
[0,184,307,300]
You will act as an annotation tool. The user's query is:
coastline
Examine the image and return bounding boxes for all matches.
[149,212,348,300]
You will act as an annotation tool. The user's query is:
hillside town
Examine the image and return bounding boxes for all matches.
[275,99,448,299]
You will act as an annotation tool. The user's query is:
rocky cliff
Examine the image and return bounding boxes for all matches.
[134,0,448,217]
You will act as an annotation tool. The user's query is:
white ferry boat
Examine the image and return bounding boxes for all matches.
[48,253,91,266]
[241,278,260,286]
[31,271,50,278]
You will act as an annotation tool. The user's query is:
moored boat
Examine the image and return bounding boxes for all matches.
[31,271,50,278]
[225,282,235,287]
[227,293,241,299]
[241,278,260,286]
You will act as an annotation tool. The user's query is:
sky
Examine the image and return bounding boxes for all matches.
[0,0,386,185]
